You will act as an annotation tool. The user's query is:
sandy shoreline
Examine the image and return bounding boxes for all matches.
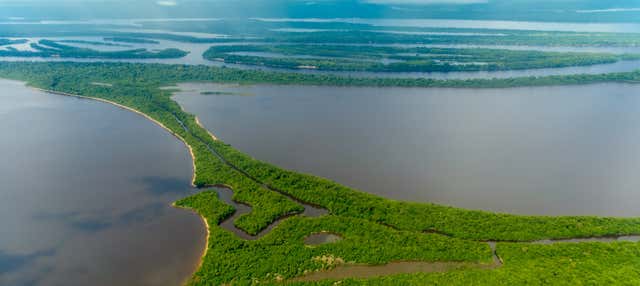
[33,87,202,188]
[172,202,211,286]
[195,116,218,141]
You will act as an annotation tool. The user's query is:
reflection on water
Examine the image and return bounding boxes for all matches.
[215,186,328,240]
[174,82,640,217]
[0,79,203,286]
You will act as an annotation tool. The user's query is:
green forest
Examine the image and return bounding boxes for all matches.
[104,37,160,44]
[1,61,640,285]
[0,39,186,59]
[204,44,636,72]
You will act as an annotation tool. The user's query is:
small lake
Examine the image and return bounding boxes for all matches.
[174,82,640,217]
[0,79,203,286]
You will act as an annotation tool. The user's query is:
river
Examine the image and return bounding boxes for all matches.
[1,36,640,80]
[0,79,203,286]
[174,82,640,217]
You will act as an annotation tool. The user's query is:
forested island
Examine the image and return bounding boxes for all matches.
[58,39,131,47]
[251,29,640,47]
[2,61,640,285]
[0,40,186,59]
[136,19,640,47]
[204,44,637,72]
[104,37,160,44]
[8,22,640,48]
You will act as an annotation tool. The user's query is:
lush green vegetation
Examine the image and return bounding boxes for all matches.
[5,17,640,49]
[5,61,638,90]
[253,30,640,47]
[1,61,640,284]
[136,19,640,47]
[104,37,160,44]
[291,241,640,285]
[205,44,637,72]
[206,123,640,241]
[58,39,130,47]
[0,40,187,59]
[176,191,492,285]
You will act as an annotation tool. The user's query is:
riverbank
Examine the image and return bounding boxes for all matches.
[4,62,640,285]
[35,85,215,285]
[172,202,211,286]
[34,86,201,188]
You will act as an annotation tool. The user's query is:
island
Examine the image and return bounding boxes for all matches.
[204,44,639,72]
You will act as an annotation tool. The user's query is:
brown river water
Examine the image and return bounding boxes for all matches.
[174,82,640,217]
[5,73,640,285]
[0,79,204,286]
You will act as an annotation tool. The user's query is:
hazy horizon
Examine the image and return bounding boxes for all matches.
[1,0,640,22]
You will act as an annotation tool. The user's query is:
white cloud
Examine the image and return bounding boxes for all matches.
[576,8,640,13]
[156,1,177,6]
[363,0,487,4]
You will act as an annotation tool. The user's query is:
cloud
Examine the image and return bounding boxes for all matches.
[362,0,487,4]
[156,0,177,6]
[576,8,640,13]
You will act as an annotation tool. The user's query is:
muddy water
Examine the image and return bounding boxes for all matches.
[304,233,343,245]
[174,82,640,217]
[215,187,327,240]
[294,234,640,282]
[293,261,483,281]
[0,79,203,286]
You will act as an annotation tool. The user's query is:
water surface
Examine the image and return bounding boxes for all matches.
[174,82,640,217]
[0,79,203,286]
[2,37,640,80]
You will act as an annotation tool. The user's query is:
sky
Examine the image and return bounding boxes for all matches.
[0,0,639,22]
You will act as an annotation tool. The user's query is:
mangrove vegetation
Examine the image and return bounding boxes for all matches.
[2,61,640,285]
[204,44,638,72]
